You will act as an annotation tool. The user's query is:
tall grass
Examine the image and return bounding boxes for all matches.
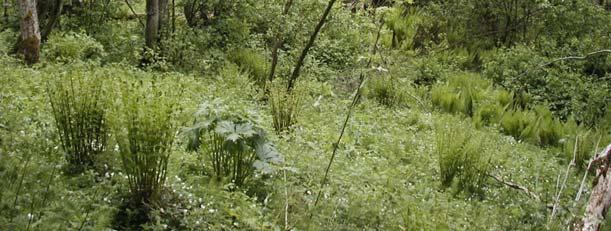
[500,106,563,146]
[270,83,302,133]
[47,73,108,173]
[436,123,489,194]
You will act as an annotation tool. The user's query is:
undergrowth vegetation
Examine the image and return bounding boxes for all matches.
[436,122,490,195]
[185,100,282,187]
[0,0,609,230]
[47,71,108,174]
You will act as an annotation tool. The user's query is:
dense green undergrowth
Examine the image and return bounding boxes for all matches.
[1,0,610,230]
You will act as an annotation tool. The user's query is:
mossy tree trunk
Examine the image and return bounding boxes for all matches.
[17,0,41,65]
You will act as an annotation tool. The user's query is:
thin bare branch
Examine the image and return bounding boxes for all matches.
[488,173,540,201]
[550,136,578,222]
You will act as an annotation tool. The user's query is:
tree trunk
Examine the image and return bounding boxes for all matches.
[17,0,41,65]
[579,145,611,231]
[144,0,160,50]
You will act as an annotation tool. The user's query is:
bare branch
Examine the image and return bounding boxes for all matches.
[488,173,540,201]
[550,136,579,222]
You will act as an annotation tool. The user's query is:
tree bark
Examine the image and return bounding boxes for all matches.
[17,0,41,65]
[145,0,160,50]
[286,0,338,92]
[579,145,611,231]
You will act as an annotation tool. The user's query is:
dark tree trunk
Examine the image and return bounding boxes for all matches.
[17,0,41,65]
[145,0,160,50]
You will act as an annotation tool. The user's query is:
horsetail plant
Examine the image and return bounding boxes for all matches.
[270,82,302,133]
[47,73,108,174]
[114,80,178,204]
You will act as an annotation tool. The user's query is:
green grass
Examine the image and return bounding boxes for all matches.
[0,56,605,230]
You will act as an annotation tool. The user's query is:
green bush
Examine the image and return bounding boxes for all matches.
[413,57,449,87]
[562,120,609,169]
[436,123,489,195]
[526,106,563,147]
[495,89,514,108]
[47,72,108,174]
[431,73,493,117]
[228,48,269,88]
[482,45,610,126]
[113,80,178,204]
[0,29,17,55]
[43,32,106,62]
[366,75,404,107]
[185,100,282,187]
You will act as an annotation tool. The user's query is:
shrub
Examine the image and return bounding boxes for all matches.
[47,72,108,174]
[436,123,489,195]
[270,83,303,133]
[431,73,492,117]
[413,57,448,87]
[0,29,17,55]
[113,80,178,204]
[495,89,514,108]
[563,131,595,170]
[482,45,611,126]
[43,32,106,62]
[185,100,282,187]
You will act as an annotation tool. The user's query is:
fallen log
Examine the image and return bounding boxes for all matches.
[577,144,611,231]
